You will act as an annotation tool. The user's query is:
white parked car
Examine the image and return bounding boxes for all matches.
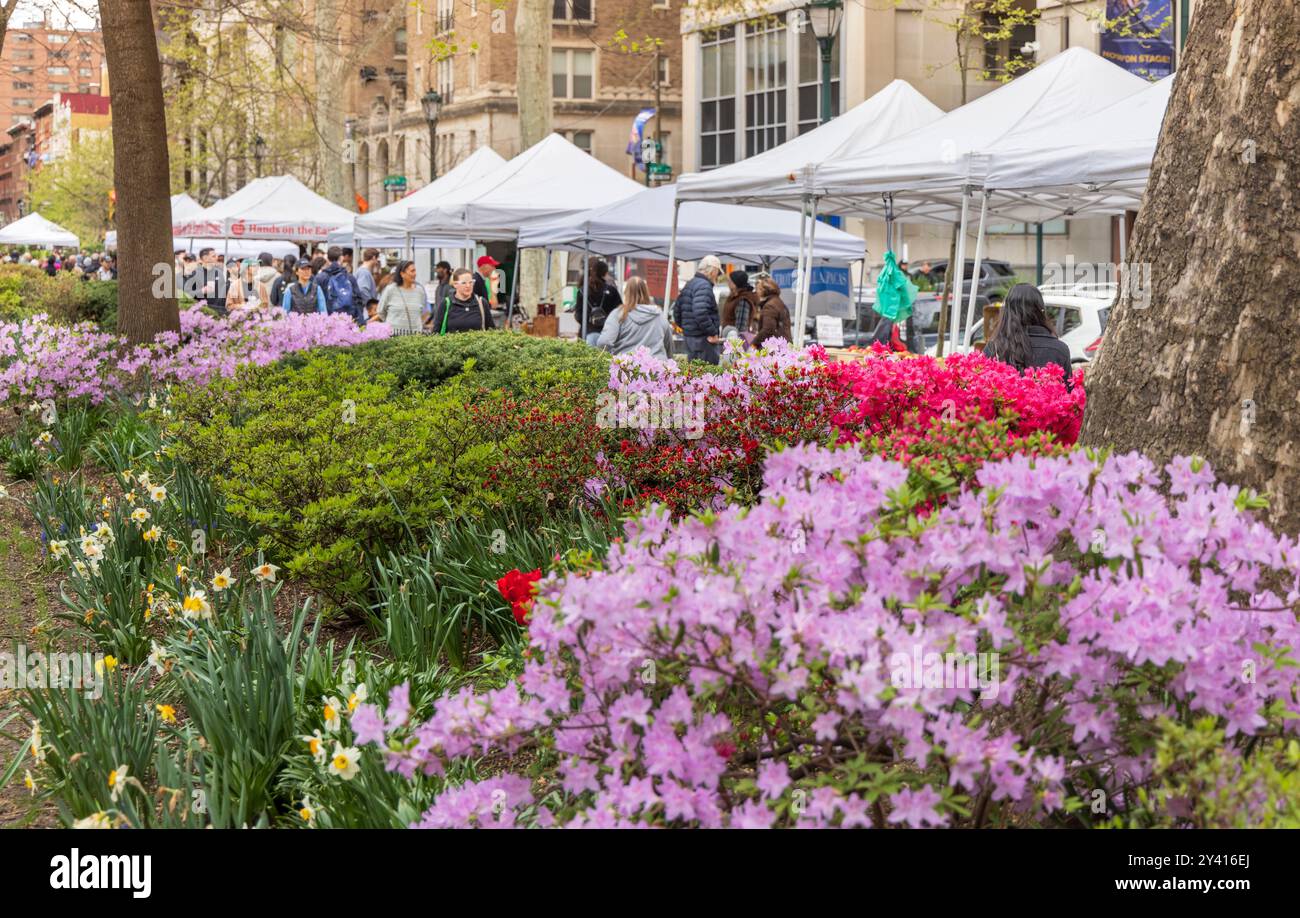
[926,293,1113,364]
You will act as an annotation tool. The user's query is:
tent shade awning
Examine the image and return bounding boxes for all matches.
[407,134,644,241]
[518,183,866,264]
[0,212,79,248]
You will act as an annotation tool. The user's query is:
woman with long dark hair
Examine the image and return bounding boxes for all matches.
[982,283,1073,386]
[578,258,621,346]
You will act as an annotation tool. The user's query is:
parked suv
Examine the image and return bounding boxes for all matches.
[910,258,1019,303]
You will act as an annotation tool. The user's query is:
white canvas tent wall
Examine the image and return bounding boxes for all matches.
[0,212,79,247]
[331,146,506,249]
[174,196,225,238]
[193,175,356,241]
[675,80,944,209]
[519,183,865,264]
[406,134,644,241]
[176,238,300,259]
[982,75,1174,214]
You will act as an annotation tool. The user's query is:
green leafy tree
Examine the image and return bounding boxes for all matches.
[26,132,115,245]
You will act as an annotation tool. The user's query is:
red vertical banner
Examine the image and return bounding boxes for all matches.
[642,258,680,304]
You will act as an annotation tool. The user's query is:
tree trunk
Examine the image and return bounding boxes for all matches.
[1080,0,1300,530]
[100,0,179,343]
[515,0,553,315]
[315,0,350,207]
[0,1,20,62]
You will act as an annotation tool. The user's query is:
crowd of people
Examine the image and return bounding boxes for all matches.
[51,238,1069,383]
[1,248,117,280]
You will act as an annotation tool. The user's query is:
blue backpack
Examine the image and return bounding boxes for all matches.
[325,270,356,314]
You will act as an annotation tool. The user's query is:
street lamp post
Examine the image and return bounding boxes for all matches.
[253,134,267,177]
[805,0,843,125]
[421,90,443,182]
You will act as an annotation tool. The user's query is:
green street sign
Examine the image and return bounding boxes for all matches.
[648,162,673,176]
[382,175,408,189]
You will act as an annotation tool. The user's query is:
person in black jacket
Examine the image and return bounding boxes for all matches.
[430,268,496,334]
[982,283,1074,388]
[578,258,622,345]
[672,254,724,365]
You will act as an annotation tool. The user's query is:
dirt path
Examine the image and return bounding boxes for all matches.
[0,475,62,828]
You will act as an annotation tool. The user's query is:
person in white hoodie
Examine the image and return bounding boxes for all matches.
[597,276,674,360]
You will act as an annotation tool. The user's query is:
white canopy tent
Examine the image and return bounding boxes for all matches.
[675,79,944,210]
[983,75,1174,211]
[786,49,1151,350]
[518,183,866,265]
[183,175,355,241]
[173,195,225,238]
[106,193,208,249]
[175,237,300,260]
[406,133,644,241]
[330,146,506,249]
[0,212,79,248]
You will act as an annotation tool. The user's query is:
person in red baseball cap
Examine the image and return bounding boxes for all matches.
[475,254,502,305]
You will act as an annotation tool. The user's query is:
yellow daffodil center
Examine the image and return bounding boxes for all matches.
[333,754,349,770]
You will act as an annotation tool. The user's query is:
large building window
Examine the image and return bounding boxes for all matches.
[744,18,786,157]
[699,26,736,170]
[797,25,840,135]
[553,0,592,21]
[552,48,594,99]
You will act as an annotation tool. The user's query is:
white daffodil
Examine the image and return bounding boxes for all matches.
[92,522,115,544]
[80,538,105,562]
[298,797,318,827]
[49,540,68,559]
[147,641,172,675]
[211,567,235,592]
[100,495,113,511]
[130,507,150,525]
[142,526,161,542]
[181,589,212,620]
[72,560,89,577]
[347,683,368,713]
[108,764,129,802]
[302,729,327,766]
[149,485,167,504]
[322,696,343,733]
[35,431,53,446]
[73,811,113,829]
[328,743,361,781]
[252,562,279,583]
[147,392,158,410]
[136,470,152,489]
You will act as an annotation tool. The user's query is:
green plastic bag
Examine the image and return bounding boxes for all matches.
[874,250,918,322]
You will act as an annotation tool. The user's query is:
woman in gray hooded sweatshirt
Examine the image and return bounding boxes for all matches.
[597,276,675,359]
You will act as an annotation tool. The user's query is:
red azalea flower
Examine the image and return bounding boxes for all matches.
[497,568,542,625]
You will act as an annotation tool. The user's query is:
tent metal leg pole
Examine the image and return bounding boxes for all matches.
[964,191,990,351]
[508,247,522,328]
[1118,211,1128,264]
[949,190,971,356]
[793,196,810,348]
[797,197,820,349]
[542,247,552,300]
[664,200,681,308]
[581,241,591,342]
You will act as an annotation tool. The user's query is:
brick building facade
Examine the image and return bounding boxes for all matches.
[0,15,104,129]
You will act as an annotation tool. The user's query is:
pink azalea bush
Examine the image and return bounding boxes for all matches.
[0,307,390,405]
[827,349,1087,445]
[357,445,1300,828]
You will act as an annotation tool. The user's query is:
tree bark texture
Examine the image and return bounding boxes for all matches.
[100,0,180,343]
[1080,0,1300,530]
[515,0,553,315]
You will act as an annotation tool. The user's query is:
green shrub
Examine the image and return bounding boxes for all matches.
[0,264,117,326]
[291,330,612,396]
[167,354,506,605]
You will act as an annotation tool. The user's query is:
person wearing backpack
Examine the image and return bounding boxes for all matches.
[319,245,365,324]
[376,260,429,335]
[577,258,621,346]
[428,267,496,334]
[281,259,327,315]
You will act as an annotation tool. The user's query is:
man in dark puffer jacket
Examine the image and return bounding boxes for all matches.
[672,254,723,365]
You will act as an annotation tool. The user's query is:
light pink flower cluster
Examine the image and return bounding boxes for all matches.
[0,308,390,405]
[359,445,1300,828]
